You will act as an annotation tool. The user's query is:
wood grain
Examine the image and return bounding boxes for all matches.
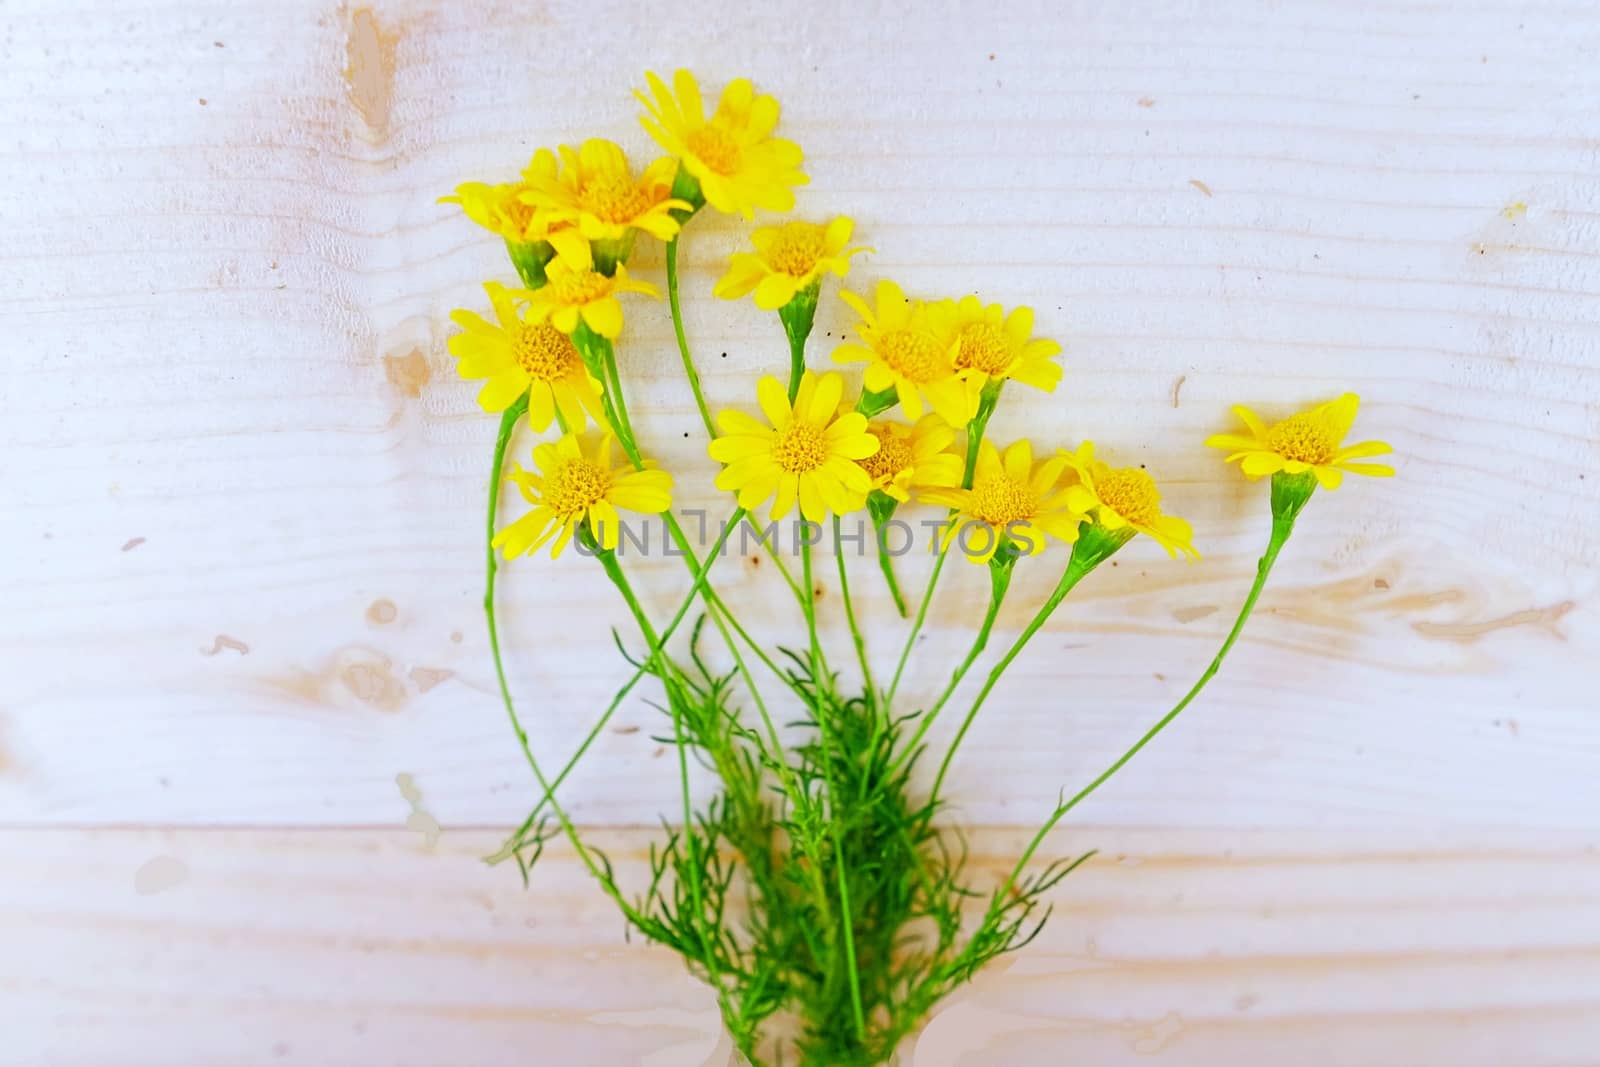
[5,828,1599,1066]
[2,0,1598,1061]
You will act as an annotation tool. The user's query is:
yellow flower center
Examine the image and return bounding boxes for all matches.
[513,323,581,381]
[954,322,1014,376]
[765,225,827,277]
[550,268,612,306]
[1267,413,1336,465]
[686,123,742,176]
[876,328,946,384]
[546,458,611,519]
[969,475,1037,526]
[579,172,652,224]
[773,422,827,474]
[858,424,912,482]
[1093,467,1161,527]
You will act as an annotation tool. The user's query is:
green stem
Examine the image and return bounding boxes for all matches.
[588,267,840,962]
[786,328,806,402]
[893,556,1013,773]
[801,539,866,1042]
[885,548,948,709]
[778,279,820,403]
[484,396,529,735]
[928,554,1093,806]
[486,511,742,866]
[877,544,909,617]
[867,493,910,619]
[594,334,814,749]
[883,389,1001,710]
[481,395,654,933]
[666,233,716,439]
[985,511,1299,920]
[591,543,729,1007]
[833,517,876,708]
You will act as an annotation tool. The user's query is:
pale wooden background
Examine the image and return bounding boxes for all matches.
[2,0,1599,1063]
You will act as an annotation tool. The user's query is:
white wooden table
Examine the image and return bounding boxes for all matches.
[3,1,1598,1063]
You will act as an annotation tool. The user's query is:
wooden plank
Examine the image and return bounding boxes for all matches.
[2,0,1599,1059]
[4,828,1598,1065]
[1,0,1596,829]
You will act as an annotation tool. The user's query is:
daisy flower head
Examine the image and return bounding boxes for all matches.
[931,296,1063,393]
[919,439,1089,564]
[1060,442,1198,560]
[493,432,673,560]
[857,415,963,504]
[1206,393,1394,490]
[448,282,606,429]
[831,280,973,425]
[714,217,869,311]
[439,149,567,244]
[520,139,691,247]
[708,371,879,523]
[527,232,660,340]
[636,69,808,220]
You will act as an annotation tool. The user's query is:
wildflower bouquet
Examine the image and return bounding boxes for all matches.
[444,70,1394,1066]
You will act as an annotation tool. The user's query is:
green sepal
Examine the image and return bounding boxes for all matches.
[856,386,898,418]
[1067,521,1137,577]
[987,542,1020,598]
[866,490,899,530]
[779,278,822,353]
[668,163,706,221]
[570,321,609,381]
[1269,470,1318,526]
[505,239,555,289]
[590,231,637,277]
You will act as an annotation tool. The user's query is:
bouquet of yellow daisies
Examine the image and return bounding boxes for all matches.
[443,69,1394,1067]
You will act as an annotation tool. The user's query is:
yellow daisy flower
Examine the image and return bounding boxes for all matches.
[831,280,972,425]
[520,139,691,244]
[1059,442,1198,560]
[439,149,567,243]
[920,439,1089,563]
[494,432,673,560]
[527,233,659,339]
[708,370,879,523]
[857,415,964,503]
[1206,393,1394,490]
[714,217,869,310]
[448,282,607,429]
[931,295,1063,392]
[636,69,808,220]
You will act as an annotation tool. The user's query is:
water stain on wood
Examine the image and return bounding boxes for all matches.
[1188,179,1213,197]
[408,666,454,693]
[1170,374,1186,408]
[201,634,250,656]
[340,650,408,710]
[1171,604,1217,624]
[383,348,430,398]
[396,772,440,847]
[1413,601,1575,643]
[344,8,398,137]
[134,855,189,896]
[120,536,146,552]
[270,647,408,710]
[1131,1011,1185,1054]
[449,630,464,644]
[366,598,398,625]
